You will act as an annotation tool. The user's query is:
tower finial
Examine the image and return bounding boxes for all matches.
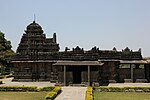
[33,14,36,22]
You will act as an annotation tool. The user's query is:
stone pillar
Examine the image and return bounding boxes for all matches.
[53,33,56,43]
[145,64,150,82]
[131,64,134,82]
[88,65,90,86]
[64,65,66,86]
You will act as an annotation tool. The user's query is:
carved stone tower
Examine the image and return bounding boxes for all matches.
[15,21,59,61]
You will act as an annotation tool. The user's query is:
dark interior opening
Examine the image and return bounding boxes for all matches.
[73,68,81,83]
[67,66,87,84]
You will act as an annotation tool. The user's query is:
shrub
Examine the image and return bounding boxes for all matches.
[0,81,3,84]
[0,86,38,92]
[0,86,61,99]
[39,86,55,91]
[45,92,57,100]
[45,86,61,100]
[5,74,13,78]
[4,72,10,75]
[86,87,93,100]
[52,87,61,94]
[0,74,13,79]
[0,86,61,93]
[0,76,5,79]
[94,87,150,92]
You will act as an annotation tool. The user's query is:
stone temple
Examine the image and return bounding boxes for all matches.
[12,21,150,86]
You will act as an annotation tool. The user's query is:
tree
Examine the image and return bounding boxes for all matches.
[0,31,15,74]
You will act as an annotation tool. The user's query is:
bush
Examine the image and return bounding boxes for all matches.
[0,81,3,84]
[86,87,93,100]
[0,74,13,79]
[45,92,57,100]
[45,86,61,100]
[4,72,10,75]
[5,74,13,78]
[52,87,61,94]
[39,86,55,91]
[0,86,61,99]
[0,86,38,92]
[0,76,5,79]
[94,87,150,92]
[0,86,60,92]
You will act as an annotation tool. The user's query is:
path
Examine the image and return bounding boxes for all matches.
[0,78,55,88]
[2,78,150,100]
[55,87,87,100]
[108,83,150,87]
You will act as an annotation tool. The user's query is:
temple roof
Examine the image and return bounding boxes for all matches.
[27,21,42,30]
[120,60,147,64]
[53,61,104,66]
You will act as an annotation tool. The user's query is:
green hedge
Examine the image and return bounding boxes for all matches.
[52,87,61,94]
[5,74,13,78]
[45,86,61,100]
[0,74,13,79]
[94,87,150,92]
[0,86,38,92]
[0,76,5,79]
[0,86,61,99]
[0,81,3,84]
[0,86,59,92]
[39,86,55,91]
[85,87,93,100]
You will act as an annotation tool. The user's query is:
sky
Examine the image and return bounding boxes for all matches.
[0,0,150,56]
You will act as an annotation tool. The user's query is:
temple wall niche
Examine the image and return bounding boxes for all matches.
[118,67,145,82]
[134,69,145,79]
[81,71,99,82]
[101,61,119,82]
[81,71,88,82]
[90,71,99,82]
[57,71,73,84]
[118,69,131,82]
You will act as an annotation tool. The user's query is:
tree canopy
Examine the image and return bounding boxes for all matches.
[0,31,14,61]
[0,31,15,74]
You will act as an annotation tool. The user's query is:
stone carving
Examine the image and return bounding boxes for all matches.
[73,46,84,54]
[122,47,131,54]
[14,21,59,61]
[90,46,99,53]
[138,48,141,53]
[65,47,70,52]
[112,47,117,51]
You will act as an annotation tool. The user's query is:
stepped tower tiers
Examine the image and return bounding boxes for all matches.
[15,21,59,61]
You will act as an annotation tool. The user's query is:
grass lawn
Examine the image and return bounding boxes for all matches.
[94,91,150,100]
[0,92,47,100]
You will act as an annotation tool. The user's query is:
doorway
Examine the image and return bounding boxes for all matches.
[67,66,87,84]
[73,68,81,83]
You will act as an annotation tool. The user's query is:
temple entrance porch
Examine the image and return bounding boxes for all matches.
[53,61,103,86]
[67,66,85,84]
[67,66,90,84]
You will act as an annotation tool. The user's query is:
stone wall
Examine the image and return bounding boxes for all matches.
[58,72,73,84]
[101,61,119,83]
[81,71,99,82]
[118,68,145,82]
[118,69,131,82]
[13,62,52,82]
